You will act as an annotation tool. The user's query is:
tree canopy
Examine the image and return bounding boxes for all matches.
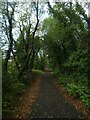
[1,1,90,117]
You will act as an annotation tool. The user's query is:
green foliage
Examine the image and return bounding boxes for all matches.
[2,61,37,118]
[34,57,45,70]
[54,68,90,108]
[32,69,43,74]
[54,68,89,108]
[3,75,24,117]
[2,1,90,117]
[43,2,89,108]
[66,83,90,108]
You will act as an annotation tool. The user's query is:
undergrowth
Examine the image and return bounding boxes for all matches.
[54,69,90,109]
[2,62,42,118]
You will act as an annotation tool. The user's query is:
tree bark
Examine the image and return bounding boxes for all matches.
[4,2,16,71]
[19,2,39,77]
[11,50,20,71]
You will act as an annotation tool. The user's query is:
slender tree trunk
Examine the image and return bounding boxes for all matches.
[18,48,33,78]
[4,36,13,71]
[18,2,39,78]
[4,2,16,71]
[30,47,35,72]
[11,50,20,71]
[88,17,90,87]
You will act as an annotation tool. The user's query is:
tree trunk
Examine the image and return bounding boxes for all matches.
[4,2,16,71]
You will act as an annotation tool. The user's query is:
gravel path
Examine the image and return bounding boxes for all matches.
[29,72,84,119]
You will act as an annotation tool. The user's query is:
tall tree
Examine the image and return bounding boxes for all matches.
[1,1,16,71]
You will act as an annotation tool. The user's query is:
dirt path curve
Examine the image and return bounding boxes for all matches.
[29,72,85,119]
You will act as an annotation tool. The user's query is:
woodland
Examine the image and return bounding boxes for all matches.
[0,1,90,118]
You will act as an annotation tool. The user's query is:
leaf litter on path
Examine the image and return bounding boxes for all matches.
[54,80,90,120]
[14,76,41,119]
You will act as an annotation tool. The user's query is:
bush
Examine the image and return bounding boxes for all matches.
[65,83,90,108]
[2,62,39,118]
[2,71,25,118]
